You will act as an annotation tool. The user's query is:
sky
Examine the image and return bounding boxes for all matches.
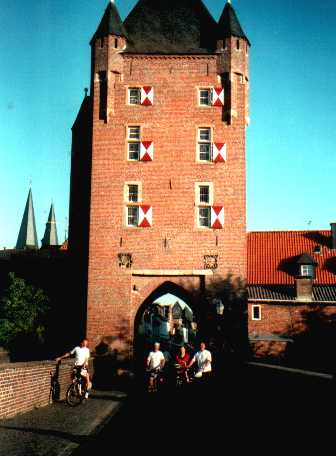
[0,0,335,248]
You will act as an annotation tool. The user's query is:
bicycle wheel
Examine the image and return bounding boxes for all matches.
[66,382,83,406]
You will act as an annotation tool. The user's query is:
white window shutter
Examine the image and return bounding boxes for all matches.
[138,205,152,227]
[211,206,224,229]
[212,143,227,163]
[212,87,224,107]
[141,86,154,106]
[140,141,154,161]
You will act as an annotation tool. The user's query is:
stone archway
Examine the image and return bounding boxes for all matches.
[133,281,204,373]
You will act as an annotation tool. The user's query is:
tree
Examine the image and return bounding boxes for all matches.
[0,272,49,360]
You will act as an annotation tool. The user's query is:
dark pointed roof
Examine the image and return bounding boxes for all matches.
[16,189,38,250]
[41,203,59,248]
[91,1,127,44]
[124,0,218,54]
[218,2,250,45]
[297,253,316,265]
[72,92,91,131]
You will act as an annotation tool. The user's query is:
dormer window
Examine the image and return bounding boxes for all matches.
[300,264,314,278]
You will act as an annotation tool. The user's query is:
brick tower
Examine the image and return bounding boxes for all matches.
[70,0,250,356]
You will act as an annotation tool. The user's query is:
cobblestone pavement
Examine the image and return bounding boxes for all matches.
[0,390,127,456]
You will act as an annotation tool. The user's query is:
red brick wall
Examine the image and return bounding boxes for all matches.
[248,302,336,359]
[86,36,248,348]
[0,360,73,420]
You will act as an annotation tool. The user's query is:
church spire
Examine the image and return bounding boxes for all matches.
[41,203,59,248]
[16,188,38,250]
[218,1,250,44]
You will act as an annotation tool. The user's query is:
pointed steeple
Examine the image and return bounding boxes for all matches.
[218,2,250,45]
[41,203,59,248]
[16,188,38,250]
[91,1,127,44]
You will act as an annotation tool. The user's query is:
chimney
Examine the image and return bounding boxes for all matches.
[296,253,315,301]
[331,223,336,250]
[296,278,313,301]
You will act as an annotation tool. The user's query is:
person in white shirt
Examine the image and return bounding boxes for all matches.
[56,339,91,398]
[147,342,165,390]
[188,342,212,379]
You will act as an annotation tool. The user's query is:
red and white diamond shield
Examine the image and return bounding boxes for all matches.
[212,87,224,107]
[141,86,154,106]
[138,205,152,227]
[140,141,154,161]
[211,206,224,229]
[213,143,227,163]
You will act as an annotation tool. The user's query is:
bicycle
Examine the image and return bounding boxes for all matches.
[174,364,191,388]
[146,367,164,393]
[66,366,88,406]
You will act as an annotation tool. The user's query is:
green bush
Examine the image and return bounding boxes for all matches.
[0,272,49,360]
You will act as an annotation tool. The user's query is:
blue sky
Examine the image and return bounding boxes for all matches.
[1,0,335,248]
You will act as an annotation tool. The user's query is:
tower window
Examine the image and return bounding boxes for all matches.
[127,126,141,160]
[236,39,240,50]
[195,182,213,228]
[100,37,104,48]
[199,89,211,106]
[128,88,141,105]
[198,128,212,161]
[127,206,139,227]
[124,182,142,227]
[198,207,211,228]
[114,38,118,48]
[199,186,210,203]
[128,184,138,202]
[252,305,261,321]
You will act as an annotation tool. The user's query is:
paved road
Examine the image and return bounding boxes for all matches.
[0,390,126,456]
[72,365,335,454]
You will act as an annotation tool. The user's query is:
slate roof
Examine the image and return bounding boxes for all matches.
[123,0,218,54]
[248,285,336,302]
[248,231,336,285]
[92,0,249,54]
[16,189,38,250]
[91,1,127,43]
[41,203,59,248]
[72,94,91,131]
[218,2,250,45]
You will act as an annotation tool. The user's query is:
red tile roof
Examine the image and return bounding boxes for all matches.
[248,231,336,285]
[60,239,68,251]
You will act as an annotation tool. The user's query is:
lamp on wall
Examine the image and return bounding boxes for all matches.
[213,298,224,315]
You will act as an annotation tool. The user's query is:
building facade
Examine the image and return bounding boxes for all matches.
[247,228,336,369]
[70,0,250,355]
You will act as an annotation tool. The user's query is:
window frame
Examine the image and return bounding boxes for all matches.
[197,127,213,163]
[195,182,213,228]
[251,305,261,321]
[300,264,314,278]
[127,125,141,161]
[124,181,142,228]
[126,206,139,227]
[128,87,141,106]
[198,88,212,107]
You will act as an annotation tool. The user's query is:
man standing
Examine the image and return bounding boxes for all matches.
[56,339,91,399]
[188,342,212,379]
[147,342,165,391]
